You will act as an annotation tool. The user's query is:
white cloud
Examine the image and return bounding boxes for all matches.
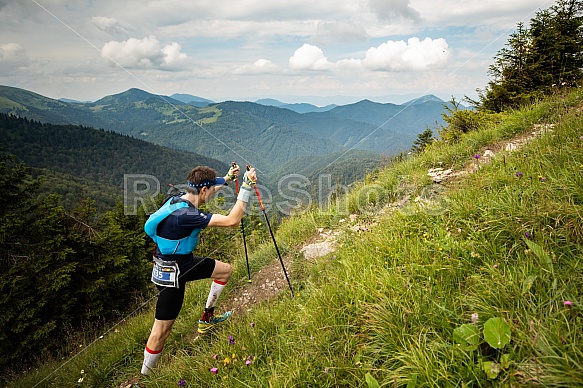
[0,43,30,69]
[100,36,188,69]
[289,44,333,71]
[235,59,280,74]
[289,37,449,73]
[161,42,188,67]
[92,16,129,36]
[362,37,449,71]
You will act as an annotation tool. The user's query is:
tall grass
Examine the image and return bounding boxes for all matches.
[9,90,583,387]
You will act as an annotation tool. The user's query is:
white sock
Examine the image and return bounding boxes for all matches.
[205,279,227,309]
[141,346,163,375]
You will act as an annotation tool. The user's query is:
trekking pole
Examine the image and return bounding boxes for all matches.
[246,164,294,297]
[233,162,252,283]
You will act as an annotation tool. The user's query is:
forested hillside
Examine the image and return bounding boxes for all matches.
[0,114,228,210]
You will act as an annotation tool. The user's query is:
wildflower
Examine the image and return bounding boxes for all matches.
[228,335,235,345]
[246,360,252,366]
[80,370,85,374]
[210,367,218,374]
[78,377,84,383]
[177,378,186,387]
[250,322,255,327]
[223,357,231,366]
[515,171,524,178]
[212,354,218,359]
[471,313,479,324]
[474,154,481,160]
[525,232,532,239]
[540,176,547,181]
[564,300,573,306]
[493,264,498,269]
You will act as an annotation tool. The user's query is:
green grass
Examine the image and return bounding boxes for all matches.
[8,89,583,387]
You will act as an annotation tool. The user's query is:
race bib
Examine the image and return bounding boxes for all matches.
[151,257,180,288]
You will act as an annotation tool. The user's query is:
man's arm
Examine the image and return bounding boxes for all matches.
[207,199,247,227]
[207,167,255,228]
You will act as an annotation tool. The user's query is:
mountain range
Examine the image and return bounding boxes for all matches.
[0,85,459,211]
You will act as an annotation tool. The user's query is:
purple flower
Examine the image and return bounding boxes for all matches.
[471,313,479,324]
[250,322,255,327]
[564,300,573,306]
[246,360,252,366]
[177,379,186,387]
[525,232,532,239]
[228,335,235,345]
[515,171,524,178]
[212,354,218,359]
[210,367,218,374]
[474,154,481,159]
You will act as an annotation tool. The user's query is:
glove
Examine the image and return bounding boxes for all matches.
[226,163,240,182]
[237,168,256,203]
[242,170,256,188]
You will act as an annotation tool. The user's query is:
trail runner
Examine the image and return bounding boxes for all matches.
[140,163,256,376]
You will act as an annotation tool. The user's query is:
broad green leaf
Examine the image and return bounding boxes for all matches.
[365,373,380,388]
[454,324,481,350]
[483,317,511,349]
[483,361,500,379]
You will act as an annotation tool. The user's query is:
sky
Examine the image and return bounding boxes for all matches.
[0,0,555,106]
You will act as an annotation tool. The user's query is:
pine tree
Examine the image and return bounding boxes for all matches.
[411,127,434,154]
[479,0,583,111]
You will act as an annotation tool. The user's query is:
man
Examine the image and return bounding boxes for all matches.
[140,163,256,376]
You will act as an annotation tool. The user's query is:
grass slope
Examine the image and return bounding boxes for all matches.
[8,90,582,387]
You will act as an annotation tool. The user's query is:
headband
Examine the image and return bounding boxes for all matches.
[187,177,226,189]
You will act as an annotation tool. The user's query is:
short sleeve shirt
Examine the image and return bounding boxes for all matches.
[155,196,213,259]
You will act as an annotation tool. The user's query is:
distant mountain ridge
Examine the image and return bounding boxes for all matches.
[0,85,459,191]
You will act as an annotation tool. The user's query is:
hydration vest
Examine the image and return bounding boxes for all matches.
[144,197,202,255]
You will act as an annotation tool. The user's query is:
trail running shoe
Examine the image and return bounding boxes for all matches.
[197,311,233,334]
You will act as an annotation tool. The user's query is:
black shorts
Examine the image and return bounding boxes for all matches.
[155,255,216,321]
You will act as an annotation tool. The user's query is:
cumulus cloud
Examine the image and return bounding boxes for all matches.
[0,43,30,69]
[289,44,333,71]
[235,59,280,74]
[101,35,188,69]
[362,37,449,71]
[290,37,449,73]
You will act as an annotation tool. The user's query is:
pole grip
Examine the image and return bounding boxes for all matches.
[232,162,239,194]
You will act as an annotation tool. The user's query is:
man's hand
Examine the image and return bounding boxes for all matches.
[226,163,241,182]
[242,167,256,188]
[236,167,256,203]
